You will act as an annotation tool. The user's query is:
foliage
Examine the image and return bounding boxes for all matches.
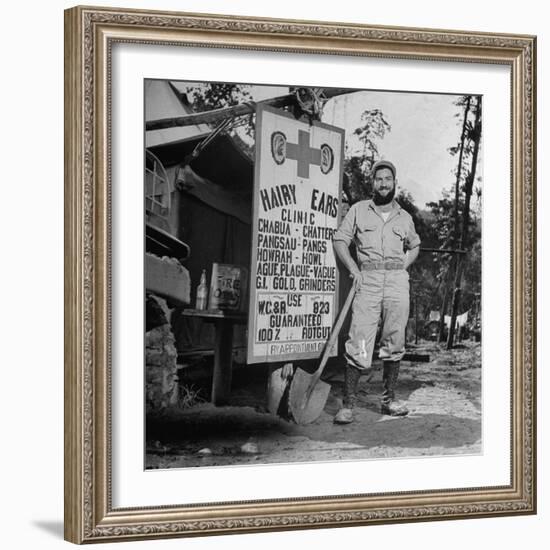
[422,186,481,323]
[343,109,391,206]
[447,96,483,243]
[426,190,458,252]
[181,84,483,335]
[183,83,256,156]
[178,383,205,409]
[187,83,253,112]
[406,94,483,340]
[343,156,370,205]
[396,190,426,238]
[352,109,391,159]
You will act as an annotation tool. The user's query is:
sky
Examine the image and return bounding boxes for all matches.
[175,82,480,209]
[322,90,471,208]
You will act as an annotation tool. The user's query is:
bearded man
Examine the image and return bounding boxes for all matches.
[332,160,421,424]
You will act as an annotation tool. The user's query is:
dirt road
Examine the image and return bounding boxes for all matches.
[146,342,481,469]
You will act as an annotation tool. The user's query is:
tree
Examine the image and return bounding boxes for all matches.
[186,83,253,117]
[422,173,481,344]
[447,95,482,348]
[399,195,445,332]
[343,109,391,205]
[182,82,256,157]
[424,190,460,341]
[451,96,472,247]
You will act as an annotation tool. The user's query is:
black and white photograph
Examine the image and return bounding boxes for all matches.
[2,0,544,546]
[144,79,483,470]
[54,0,541,545]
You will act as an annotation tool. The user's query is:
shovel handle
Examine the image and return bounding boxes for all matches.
[309,284,357,388]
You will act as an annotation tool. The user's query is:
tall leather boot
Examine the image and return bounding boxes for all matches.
[381,361,409,416]
[334,365,361,424]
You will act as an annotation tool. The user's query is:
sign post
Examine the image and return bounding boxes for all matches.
[247,105,344,364]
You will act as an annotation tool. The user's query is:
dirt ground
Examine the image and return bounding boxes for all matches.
[146,341,481,469]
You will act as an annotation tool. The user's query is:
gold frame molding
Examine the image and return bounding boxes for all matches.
[64,5,536,544]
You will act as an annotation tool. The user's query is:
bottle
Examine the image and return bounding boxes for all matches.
[195,270,208,310]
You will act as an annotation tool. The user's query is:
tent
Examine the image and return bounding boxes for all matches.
[145,80,254,358]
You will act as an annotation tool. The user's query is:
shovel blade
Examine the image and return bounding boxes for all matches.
[288,370,331,424]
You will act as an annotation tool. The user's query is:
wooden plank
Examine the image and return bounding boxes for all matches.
[182,309,247,322]
[146,253,191,305]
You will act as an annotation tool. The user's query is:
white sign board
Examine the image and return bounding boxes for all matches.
[247,105,344,364]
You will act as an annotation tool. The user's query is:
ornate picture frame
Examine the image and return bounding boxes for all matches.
[64,5,536,544]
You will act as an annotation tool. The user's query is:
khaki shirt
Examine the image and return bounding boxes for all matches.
[333,199,421,266]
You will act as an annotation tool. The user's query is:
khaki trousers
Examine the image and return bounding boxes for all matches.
[345,269,409,370]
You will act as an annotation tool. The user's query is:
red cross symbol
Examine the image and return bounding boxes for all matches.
[286,130,322,179]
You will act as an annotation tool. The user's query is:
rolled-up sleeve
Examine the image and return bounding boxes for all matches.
[404,216,421,250]
[333,204,356,246]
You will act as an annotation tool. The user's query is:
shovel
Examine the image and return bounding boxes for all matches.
[266,362,294,416]
[288,285,357,424]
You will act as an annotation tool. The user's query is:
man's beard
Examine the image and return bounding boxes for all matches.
[373,186,396,205]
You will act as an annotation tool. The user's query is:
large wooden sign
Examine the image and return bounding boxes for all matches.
[247,105,344,364]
